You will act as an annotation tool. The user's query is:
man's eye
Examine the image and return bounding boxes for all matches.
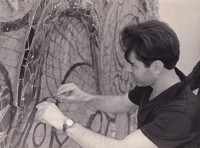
[131,64,135,67]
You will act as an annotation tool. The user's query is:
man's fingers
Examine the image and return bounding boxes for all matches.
[35,106,47,123]
[57,83,76,95]
[36,101,56,111]
[37,114,47,123]
[59,95,75,101]
[36,101,49,108]
[40,119,47,124]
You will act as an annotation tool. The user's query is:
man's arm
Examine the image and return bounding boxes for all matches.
[57,83,137,114]
[86,93,138,114]
[36,102,157,148]
[67,123,157,148]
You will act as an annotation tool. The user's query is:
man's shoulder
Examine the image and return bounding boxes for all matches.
[163,84,200,120]
[176,84,200,105]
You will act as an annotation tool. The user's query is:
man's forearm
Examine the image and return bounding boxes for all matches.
[64,121,157,148]
[84,93,137,114]
[85,95,126,113]
[36,101,156,148]
[66,122,125,148]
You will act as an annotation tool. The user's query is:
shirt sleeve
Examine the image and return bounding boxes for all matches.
[140,112,191,148]
[128,86,142,105]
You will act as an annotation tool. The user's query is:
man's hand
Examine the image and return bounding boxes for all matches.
[36,102,68,130]
[57,83,91,102]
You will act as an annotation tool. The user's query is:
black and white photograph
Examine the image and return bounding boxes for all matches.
[0,0,200,147]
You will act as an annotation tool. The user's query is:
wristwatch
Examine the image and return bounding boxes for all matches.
[63,119,75,132]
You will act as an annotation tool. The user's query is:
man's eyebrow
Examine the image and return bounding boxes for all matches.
[131,63,135,66]
[128,61,135,65]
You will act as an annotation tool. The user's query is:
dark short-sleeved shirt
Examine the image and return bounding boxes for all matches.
[128,68,200,148]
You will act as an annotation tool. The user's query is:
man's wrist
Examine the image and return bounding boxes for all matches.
[84,93,93,102]
[63,119,75,132]
[65,122,81,137]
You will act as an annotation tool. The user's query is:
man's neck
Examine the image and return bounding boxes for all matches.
[150,68,181,98]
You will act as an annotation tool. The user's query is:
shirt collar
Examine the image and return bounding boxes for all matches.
[174,67,187,82]
[143,67,188,109]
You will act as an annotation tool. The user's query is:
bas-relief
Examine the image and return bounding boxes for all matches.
[0,0,158,147]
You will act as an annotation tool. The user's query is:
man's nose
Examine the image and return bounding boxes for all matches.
[125,64,132,73]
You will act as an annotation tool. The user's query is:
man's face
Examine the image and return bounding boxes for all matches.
[126,51,155,87]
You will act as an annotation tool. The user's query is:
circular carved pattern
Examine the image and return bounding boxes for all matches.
[0,0,34,22]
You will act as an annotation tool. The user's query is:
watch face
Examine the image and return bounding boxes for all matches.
[63,119,74,132]
[66,119,74,126]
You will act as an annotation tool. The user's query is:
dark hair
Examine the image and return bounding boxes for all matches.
[120,20,180,69]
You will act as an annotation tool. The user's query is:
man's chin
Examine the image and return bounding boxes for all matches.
[136,82,146,87]
[136,84,142,87]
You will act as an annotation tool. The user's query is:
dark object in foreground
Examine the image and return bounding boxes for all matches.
[187,61,200,97]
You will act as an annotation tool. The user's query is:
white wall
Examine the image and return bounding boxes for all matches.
[159,0,200,75]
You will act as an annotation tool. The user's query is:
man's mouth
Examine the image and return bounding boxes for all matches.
[133,79,138,84]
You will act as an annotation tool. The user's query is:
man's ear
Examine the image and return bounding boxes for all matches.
[150,60,164,75]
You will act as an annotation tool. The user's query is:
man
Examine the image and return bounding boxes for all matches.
[36,20,200,148]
